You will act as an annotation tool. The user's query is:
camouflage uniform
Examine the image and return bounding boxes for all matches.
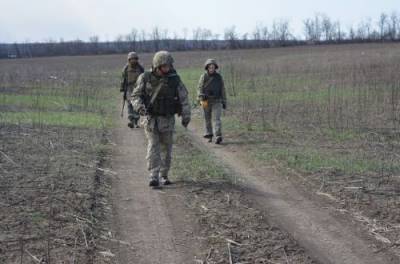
[198,59,226,143]
[131,51,191,186]
[120,52,144,128]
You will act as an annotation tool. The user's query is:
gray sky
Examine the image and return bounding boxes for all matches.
[0,0,399,43]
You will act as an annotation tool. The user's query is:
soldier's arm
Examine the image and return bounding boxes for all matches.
[178,81,191,125]
[120,66,127,92]
[131,73,146,113]
[221,75,227,105]
[197,73,206,99]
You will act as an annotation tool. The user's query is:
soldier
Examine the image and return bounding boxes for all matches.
[131,51,191,187]
[120,51,144,128]
[198,59,227,144]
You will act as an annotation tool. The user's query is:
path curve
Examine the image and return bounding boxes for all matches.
[187,124,399,264]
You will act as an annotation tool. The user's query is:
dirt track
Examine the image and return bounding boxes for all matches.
[108,114,399,264]
[109,117,201,263]
[187,122,399,264]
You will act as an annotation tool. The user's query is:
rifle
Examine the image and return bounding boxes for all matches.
[120,65,129,118]
[120,89,127,117]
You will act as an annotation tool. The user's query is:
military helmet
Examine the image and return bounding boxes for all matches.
[127,52,138,60]
[152,51,174,68]
[204,58,219,70]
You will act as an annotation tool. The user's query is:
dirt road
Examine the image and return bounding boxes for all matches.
[108,114,398,264]
[187,122,399,264]
[109,117,201,264]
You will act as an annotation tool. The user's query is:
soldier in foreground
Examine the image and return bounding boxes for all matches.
[120,52,144,128]
[131,51,191,187]
[198,59,227,144]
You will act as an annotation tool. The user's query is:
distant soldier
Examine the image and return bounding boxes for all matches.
[131,51,191,187]
[120,52,144,128]
[198,59,227,144]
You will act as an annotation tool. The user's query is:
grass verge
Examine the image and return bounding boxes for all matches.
[170,128,231,183]
[0,111,113,128]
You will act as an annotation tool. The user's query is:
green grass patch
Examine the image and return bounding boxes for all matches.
[179,68,205,103]
[253,145,399,175]
[0,94,113,112]
[321,128,359,142]
[179,67,358,107]
[171,131,231,182]
[0,111,112,128]
[229,86,356,106]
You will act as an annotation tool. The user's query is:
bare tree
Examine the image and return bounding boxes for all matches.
[333,21,344,41]
[192,27,202,49]
[224,26,239,49]
[89,35,100,54]
[378,12,389,40]
[126,28,138,51]
[151,26,161,51]
[348,26,356,41]
[321,14,333,41]
[272,19,291,42]
[389,12,398,40]
[303,14,322,41]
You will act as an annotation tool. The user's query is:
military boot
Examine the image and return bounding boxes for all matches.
[204,134,213,143]
[215,136,223,144]
[134,119,140,128]
[149,179,160,187]
[161,176,172,185]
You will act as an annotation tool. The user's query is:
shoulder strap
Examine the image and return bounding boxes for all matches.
[202,74,215,90]
[147,72,179,106]
[150,82,163,105]
[123,64,129,74]
[142,72,162,106]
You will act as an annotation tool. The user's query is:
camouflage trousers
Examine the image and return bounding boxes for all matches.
[127,101,140,123]
[203,100,222,137]
[144,116,175,181]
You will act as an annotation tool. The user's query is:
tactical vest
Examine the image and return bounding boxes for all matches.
[203,73,223,99]
[125,64,143,86]
[144,72,182,116]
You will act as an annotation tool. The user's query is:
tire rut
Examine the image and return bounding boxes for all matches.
[187,125,399,264]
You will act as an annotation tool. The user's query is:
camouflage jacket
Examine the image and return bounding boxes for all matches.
[197,72,226,104]
[131,70,191,132]
[120,63,144,94]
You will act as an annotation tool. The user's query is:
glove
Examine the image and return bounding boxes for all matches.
[138,105,147,116]
[181,116,190,128]
[199,94,208,101]
[222,102,226,110]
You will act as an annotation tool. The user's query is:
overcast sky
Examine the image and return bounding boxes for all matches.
[0,0,399,43]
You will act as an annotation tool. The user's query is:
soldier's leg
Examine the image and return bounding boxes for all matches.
[145,129,161,184]
[127,102,135,128]
[203,106,213,140]
[213,102,223,144]
[159,131,173,184]
[132,109,140,128]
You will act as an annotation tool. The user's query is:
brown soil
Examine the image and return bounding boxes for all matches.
[0,124,112,263]
[108,114,319,263]
[187,120,400,264]
[109,117,202,263]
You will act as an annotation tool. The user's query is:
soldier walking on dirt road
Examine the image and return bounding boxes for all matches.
[131,51,191,187]
[120,52,144,128]
[198,59,227,144]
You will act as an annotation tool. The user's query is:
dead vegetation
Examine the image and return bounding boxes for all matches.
[186,184,317,264]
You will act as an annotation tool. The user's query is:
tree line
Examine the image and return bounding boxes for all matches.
[1,12,399,59]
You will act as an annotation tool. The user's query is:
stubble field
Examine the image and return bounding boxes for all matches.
[1,43,400,262]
